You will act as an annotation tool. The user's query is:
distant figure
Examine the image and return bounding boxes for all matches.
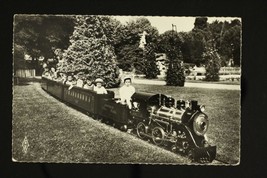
[42,68,50,78]
[93,78,107,94]
[119,76,135,109]
[83,78,94,90]
[139,31,147,49]
[50,67,59,80]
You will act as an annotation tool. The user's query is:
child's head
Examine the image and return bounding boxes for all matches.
[124,77,132,87]
[67,75,73,81]
[95,78,104,88]
[96,83,102,88]
[86,79,92,85]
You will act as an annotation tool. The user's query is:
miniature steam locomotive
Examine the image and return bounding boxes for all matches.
[41,77,216,163]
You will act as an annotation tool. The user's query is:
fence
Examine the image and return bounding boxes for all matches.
[187,67,241,76]
[15,69,36,78]
[186,67,241,81]
[219,67,241,75]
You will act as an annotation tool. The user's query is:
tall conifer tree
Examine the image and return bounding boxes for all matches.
[143,43,159,79]
[57,15,120,88]
[166,49,185,86]
[204,41,221,81]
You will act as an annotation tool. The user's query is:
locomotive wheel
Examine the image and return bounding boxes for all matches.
[152,127,165,145]
[136,122,146,139]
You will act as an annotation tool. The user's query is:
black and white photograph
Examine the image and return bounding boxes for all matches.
[12,14,241,165]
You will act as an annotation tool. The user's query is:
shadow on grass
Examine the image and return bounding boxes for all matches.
[13,77,42,86]
[16,83,30,86]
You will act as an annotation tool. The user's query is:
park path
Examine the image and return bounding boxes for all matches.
[133,79,240,90]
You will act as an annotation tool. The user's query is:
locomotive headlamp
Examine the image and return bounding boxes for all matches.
[133,102,139,109]
[193,114,209,136]
[199,105,205,112]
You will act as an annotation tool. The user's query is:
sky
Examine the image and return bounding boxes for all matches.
[112,16,241,34]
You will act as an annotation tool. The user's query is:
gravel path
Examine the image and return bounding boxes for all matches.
[133,79,240,90]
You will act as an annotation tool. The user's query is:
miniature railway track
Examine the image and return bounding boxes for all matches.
[126,130,229,165]
[214,158,230,164]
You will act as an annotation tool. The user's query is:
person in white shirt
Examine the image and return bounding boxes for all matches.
[93,78,107,94]
[65,75,73,85]
[76,74,84,88]
[119,77,135,109]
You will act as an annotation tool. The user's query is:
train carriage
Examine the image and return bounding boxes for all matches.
[63,85,98,114]
[97,97,133,130]
[41,77,48,91]
[42,77,64,99]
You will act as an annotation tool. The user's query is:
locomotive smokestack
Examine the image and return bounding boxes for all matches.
[191,100,198,110]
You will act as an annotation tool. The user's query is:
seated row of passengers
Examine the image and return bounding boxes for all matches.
[42,68,105,92]
[42,68,135,108]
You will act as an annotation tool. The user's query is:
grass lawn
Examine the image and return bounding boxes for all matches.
[12,81,240,165]
[185,79,240,85]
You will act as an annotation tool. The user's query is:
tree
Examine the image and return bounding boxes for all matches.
[56,15,120,88]
[13,15,75,74]
[14,15,75,60]
[187,17,213,66]
[209,19,241,66]
[178,32,192,64]
[143,43,160,79]
[158,30,185,86]
[204,42,221,81]
[166,50,185,86]
[194,17,208,30]
[220,24,241,66]
[157,30,183,55]
[115,17,159,74]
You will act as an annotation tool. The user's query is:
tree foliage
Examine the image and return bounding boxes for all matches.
[56,15,120,88]
[143,43,160,79]
[204,42,221,81]
[14,15,75,60]
[157,30,185,86]
[220,25,241,66]
[13,15,75,74]
[167,17,242,67]
[115,17,159,75]
[166,51,185,86]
